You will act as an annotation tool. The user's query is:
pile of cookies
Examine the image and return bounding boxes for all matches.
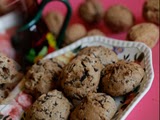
[23,46,145,120]
[44,0,159,48]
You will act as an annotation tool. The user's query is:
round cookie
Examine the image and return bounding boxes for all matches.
[77,46,118,66]
[70,93,117,120]
[143,0,160,25]
[78,0,104,23]
[101,60,145,96]
[61,55,103,101]
[104,5,135,32]
[44,11,64,37]
[0,52,21,84]
[87,29,105,36]
[25,90,72,120]
[126,23,159,48]
[24,58,65,99]
[63,24,87,46]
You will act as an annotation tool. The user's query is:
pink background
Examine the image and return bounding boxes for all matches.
[0,0,159,120]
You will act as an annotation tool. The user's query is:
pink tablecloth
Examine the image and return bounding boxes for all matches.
[0,0,159,120]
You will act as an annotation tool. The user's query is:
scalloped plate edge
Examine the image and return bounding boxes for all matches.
[45,36,154,120]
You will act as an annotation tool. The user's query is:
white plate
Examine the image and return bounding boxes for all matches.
[45,36,154,120]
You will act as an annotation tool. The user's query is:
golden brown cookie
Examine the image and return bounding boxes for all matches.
[78,0,104,23]
[63,24,87,46]
[61,55,103,101]
[143,0,160,25]
[101,60,145,96]
[127,23,159,48]
[25,90,72,120]
[24,58,65,99]
[44,11,64,37]
[104,5,135,32]
[0,52,23,103]
[70,93,117,120]
[0,52,21,84]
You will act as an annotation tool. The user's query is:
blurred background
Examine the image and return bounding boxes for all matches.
[0,0,159,119]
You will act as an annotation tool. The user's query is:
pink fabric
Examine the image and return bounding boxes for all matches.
[0,0,159,119]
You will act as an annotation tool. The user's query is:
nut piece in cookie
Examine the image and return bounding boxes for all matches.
[126,23,159,48]
[0,52,21,84]
[78,0,104,23]
[77,46,118,66]
[143,0,160,25]
[70,93,117,120]
[101,60,145,96]
[24,58,65,99]
[25,90,72,120]
[104,5,135,32]
[61,55,103,101]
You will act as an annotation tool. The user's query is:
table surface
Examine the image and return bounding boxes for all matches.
[0,0,159,120]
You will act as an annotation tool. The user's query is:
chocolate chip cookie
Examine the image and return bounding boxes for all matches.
[25,90,72,120]
[24,58,65,99]
[61,55,103,101]
[70,93,117,120]
[77,46,118,66]
[101,60,145,96]
[0,52,21,84]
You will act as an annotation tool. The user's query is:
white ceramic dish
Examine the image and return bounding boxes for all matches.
[45,36,154,120]
[0,36,154,120]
